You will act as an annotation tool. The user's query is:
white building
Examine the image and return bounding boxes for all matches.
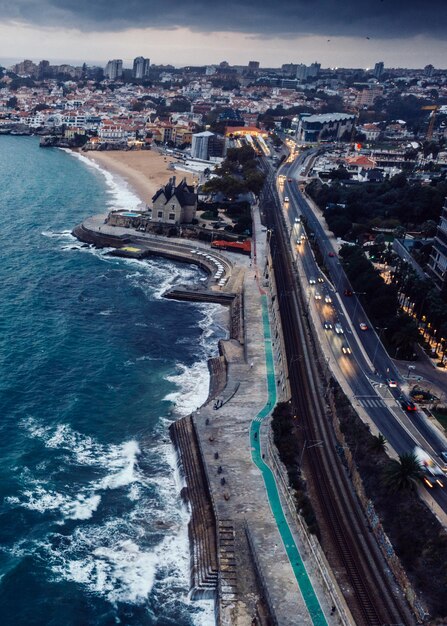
[191,131,215,160]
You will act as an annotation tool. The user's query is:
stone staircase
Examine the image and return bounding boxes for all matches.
[170,416,218,599]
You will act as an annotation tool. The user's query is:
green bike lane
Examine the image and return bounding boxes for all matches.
[250,294,328,626]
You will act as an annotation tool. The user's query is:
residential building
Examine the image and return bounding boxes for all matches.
[296,62,320,81]
[191,130,215,160]
[105,59,123,80]
[133,57,150,80]
[428,197,447,290]
[355,86,383,108]
[374,62,384,79]
[247,61,260,72]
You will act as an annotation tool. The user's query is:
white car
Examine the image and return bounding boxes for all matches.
[334,323,343,334]
[387,379,398,388]
[359,322,368,331]
[309,277,316,285]
[284,196,289,202]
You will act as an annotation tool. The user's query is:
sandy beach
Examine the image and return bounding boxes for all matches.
[83,149,196,206]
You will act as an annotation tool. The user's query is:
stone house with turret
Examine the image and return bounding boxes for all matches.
[149,176,197,224]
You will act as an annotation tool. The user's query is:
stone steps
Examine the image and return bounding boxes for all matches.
[170,416,218,597]
[218,519,238,601]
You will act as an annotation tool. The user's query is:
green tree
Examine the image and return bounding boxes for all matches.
[383,452,423,492]
[369,433,387,454]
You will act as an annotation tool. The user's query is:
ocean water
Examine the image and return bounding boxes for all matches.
[0,136,224,626]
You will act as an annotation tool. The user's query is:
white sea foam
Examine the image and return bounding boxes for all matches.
[41,229,75,240]
[11,423,214,623]
[165,361,210,416]
[11,482,101,521]
[62,149,142,211]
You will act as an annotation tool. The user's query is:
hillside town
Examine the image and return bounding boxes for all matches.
[1,57,446,168]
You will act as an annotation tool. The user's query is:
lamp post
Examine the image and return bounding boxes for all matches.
[352,291,366,321]
[372,326,388,370]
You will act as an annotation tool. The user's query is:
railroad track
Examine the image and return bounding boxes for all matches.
[260,167,413,626]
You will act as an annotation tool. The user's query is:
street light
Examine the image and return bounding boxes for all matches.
[372,327,388,370]
[352,291,366,321]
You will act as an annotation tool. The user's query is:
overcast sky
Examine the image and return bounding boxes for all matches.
[0,0,446,68]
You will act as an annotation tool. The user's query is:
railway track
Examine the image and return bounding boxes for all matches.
[261,167,413,626]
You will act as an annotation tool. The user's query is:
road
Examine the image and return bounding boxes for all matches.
[275,151,447,514]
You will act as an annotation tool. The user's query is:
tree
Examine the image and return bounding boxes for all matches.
[7,96,18,109]
[383,452,423,492]
[369,433,387,454]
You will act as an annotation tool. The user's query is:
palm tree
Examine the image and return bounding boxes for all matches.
[383,452,423,492]
[370,433,387,454]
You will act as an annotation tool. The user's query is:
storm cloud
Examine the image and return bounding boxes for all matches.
[1,0,446,39]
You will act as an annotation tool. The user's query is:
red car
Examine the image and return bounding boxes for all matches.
[328,251,335,257]
[344,289,353,296]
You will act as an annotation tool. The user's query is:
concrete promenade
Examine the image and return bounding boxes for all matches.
[74,212,342,626]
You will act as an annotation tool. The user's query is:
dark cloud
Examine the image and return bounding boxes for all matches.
[1,0,446,39]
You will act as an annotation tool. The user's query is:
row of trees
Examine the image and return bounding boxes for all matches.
[307,174,447,240]
[339,245,420,358]
[202,145,266,200]
[332,382,447,618]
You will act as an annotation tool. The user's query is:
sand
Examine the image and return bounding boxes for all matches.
[83,149,197,206]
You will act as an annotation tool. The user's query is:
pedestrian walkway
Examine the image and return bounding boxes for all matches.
[357,398,387,408]
[250,294,328,626]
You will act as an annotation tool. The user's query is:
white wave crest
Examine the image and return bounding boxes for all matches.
[62,149,143,211]
[165,360,210,416]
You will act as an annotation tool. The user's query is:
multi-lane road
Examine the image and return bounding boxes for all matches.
[275,150,447,514]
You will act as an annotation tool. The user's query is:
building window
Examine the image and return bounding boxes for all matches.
[157,211,163,219]
[169,213,175,221]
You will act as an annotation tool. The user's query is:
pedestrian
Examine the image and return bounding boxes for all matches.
[250,362,254,369]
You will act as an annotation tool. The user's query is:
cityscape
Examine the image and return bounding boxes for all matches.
[1,11,447,626]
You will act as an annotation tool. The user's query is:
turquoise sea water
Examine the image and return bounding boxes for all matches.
[0,137,222,625]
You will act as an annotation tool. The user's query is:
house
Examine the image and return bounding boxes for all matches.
[149,177,197,224]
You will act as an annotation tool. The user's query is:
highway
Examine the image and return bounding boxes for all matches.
[276,150,447,513]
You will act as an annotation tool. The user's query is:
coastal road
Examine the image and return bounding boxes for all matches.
[277,153,447,515]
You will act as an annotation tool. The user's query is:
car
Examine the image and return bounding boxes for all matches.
[359,322,368,331]
[324,295,332,304]
[400,399,417,412]
[317,277,324,283]
[344,289,353,296]
[288,178,292,182]
[309,277,316,285]
[296,239,301,245]
[387,379,398,388]
[294,216,301,223]
[328,251,336,257]
[314,292,322,300]
[323,321,333,330]
[341,345,352,355]
[284,196,289,202]
[334,323,343,334]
